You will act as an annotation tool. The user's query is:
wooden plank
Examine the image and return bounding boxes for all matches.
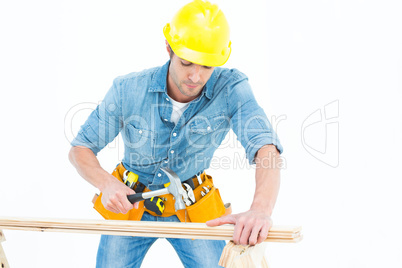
[0,224,300,239]
[0,217,302,242]
[0,217,302,243]
[0,225,304,243]
[0,217,301,234]
[0,217,301,233]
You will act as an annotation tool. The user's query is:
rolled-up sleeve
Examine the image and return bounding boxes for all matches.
[71,78,123,155]
[228,72,283,165]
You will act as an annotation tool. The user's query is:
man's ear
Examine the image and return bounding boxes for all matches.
[165,40,171,55]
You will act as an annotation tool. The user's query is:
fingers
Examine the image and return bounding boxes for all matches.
[207,215,256,245]
[106,205,119,214]
[122,189,136,212]
[233,222,245,245]
[248,224,263,246]
[246,220,272,245]
[256,223,270,244]
[105,196,126,214]
[103,190,135,214]
[112,198,127,213]
[230,213,273,246]
[104,200,120,214]
[106,199,137,214]
[206,215,235,227]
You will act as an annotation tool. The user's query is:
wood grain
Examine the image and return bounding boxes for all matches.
[0,217,302,243]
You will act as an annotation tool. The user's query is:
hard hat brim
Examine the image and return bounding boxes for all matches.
[171,44,231,67]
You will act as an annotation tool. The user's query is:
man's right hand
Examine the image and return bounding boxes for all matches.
[68,146,138,214]
[100,175,137,214]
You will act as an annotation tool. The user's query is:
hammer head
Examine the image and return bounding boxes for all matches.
[160,167,186,211]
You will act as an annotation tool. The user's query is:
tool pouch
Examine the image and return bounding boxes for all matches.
[93,164,231,223]
[93,163,146,221]
[184,173,227,223]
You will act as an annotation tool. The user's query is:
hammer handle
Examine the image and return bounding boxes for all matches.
[127,193,145,204]
[127,188,169,204]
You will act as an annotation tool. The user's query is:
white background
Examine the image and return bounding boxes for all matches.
[1,0,401,267]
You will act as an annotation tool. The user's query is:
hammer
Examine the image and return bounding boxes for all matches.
[127,167,186,211]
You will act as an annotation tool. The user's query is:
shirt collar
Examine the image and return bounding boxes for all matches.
[203,69,216,100]
[148,60,216,100]
[148,60,169,93]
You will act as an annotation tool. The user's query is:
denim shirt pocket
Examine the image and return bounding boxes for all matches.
[190,112,226,134]
[187,112,227,151]
[123,123,156,158]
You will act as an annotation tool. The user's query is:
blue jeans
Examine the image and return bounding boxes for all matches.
[96,212,226,268]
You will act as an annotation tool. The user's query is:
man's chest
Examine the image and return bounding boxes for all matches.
[120,92,230,161]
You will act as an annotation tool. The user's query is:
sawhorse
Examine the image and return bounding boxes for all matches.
[0,230,10,268]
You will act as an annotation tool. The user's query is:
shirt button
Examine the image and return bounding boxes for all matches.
[166,98,169,101]
[139,130,143,134]
[164,159,169,163]
[207,126,211,131]
[173,133,177,137]
[170,150,174,154]
[164,119,168,121]
[157,173,162,177]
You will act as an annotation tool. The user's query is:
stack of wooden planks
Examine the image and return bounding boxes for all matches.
[0,217,302,243]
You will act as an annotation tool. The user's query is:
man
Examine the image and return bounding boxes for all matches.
[69,0,283,267]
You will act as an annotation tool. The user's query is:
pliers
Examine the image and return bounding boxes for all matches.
[182,183,195,206]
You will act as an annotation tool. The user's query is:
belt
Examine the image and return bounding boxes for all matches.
[93,163,230,223]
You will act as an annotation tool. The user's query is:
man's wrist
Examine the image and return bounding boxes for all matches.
[96,170,116,192]
[250,202,273,216]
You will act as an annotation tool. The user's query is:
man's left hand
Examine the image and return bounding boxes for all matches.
[206,210,273,246]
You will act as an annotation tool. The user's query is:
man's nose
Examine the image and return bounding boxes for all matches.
[188,65,201,83]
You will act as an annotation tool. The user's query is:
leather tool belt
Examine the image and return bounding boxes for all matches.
[93,163,231,223]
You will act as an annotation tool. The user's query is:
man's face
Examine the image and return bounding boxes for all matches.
[167,53,215,102]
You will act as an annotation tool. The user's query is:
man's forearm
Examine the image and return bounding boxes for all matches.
[206,144,281,244]
[250,144,281,216]
[69,146,137,213]
[68,146,114,192]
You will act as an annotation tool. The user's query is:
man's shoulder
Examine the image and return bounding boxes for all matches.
[215,67,248,82]
[215,67,248,79]
[113,65,160,85]
[212,67,249,93]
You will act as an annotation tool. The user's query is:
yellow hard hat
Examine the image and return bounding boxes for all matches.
[163,0,231,67]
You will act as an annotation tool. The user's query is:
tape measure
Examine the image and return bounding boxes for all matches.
[144,197,165,216]
[123,170,139,189]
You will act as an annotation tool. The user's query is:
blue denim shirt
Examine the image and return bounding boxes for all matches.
[71,60,283,190]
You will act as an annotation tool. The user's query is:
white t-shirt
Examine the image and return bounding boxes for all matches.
[169,96,190,125]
